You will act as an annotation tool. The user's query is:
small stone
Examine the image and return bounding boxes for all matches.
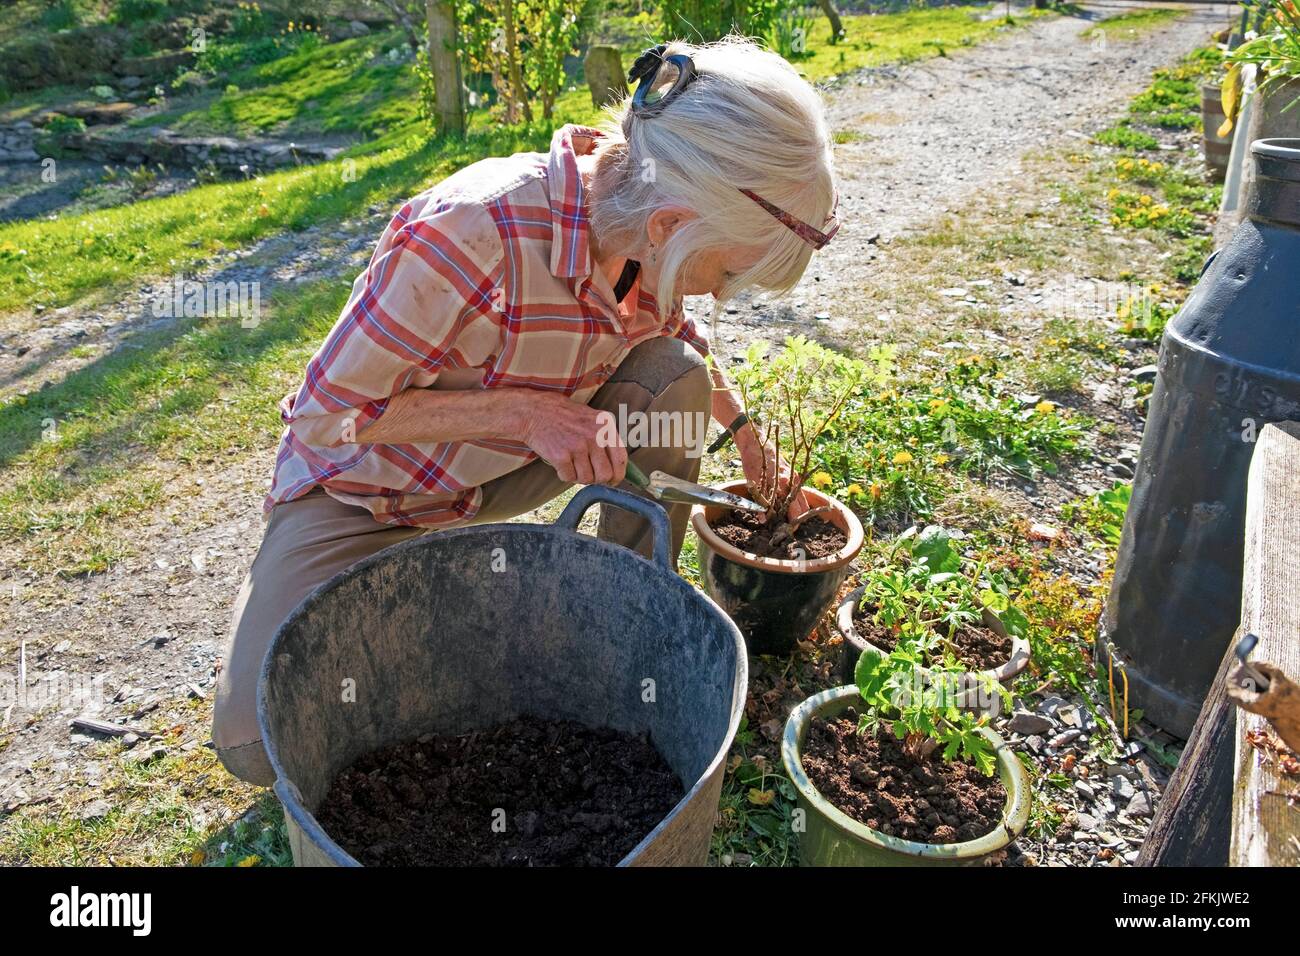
[131,746,167,765]
[1025,734,1044,754]
[1074,780,1096,802]
[1113,775,1136,801]
[1007,710,1054,736]
[1127,792,1153,818]
[1057,705,1081,728]
[1130,364,1158,384]
[1037,696,1067,716]
[121,732,140,748]
[813,311,831,321]
[80,799,112,821]
[1049,729,1082,750]
[1076,811,1099,831]
[1028,522,1060,542]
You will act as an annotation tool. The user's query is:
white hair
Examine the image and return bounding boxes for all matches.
[589,36,837,317]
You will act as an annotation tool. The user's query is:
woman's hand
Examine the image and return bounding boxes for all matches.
[733,423,810,521]
[519,392,627,486]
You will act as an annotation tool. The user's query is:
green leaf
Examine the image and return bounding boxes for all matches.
[854,648,886,699]
[908,525,962,574]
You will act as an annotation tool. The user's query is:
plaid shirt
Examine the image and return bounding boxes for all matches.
[265,125,710,526]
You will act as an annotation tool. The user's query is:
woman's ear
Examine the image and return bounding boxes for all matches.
[646,205,696,247]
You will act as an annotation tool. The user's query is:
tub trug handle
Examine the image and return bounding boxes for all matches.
[556,485,672,570]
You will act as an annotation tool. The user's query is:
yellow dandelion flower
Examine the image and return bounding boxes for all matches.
[845,483,864,498]
[892,451,914,466]
[811,471,833,490]
[933,453,950,466]
[1035,401,1055,414]
[869,482,883,499]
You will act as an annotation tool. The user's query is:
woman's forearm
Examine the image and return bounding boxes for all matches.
[353,386,528,445]
[708,363,761,452]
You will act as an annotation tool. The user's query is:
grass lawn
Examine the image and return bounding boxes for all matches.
[1082,6,1185,40]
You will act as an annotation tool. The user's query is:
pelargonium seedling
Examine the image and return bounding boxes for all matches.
[857,525,996,660]
[853,643,1009,777]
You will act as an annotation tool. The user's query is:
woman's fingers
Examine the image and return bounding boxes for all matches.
[588,445,616,486]
[554,456,577,484]
[571,451,596,486]
[788,488,812,521]
[606,442,629,485]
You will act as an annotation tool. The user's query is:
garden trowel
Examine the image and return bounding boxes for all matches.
[623,460,765,513]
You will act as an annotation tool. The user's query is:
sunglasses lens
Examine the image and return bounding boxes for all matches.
[643,59,684,107]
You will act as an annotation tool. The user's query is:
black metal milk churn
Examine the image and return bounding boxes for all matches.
[1099,139,1300,738]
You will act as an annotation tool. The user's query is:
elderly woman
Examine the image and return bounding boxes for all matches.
[213,36,839,784]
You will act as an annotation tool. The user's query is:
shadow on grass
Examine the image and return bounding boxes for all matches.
[199,791,294,867]
[0,278,350,550]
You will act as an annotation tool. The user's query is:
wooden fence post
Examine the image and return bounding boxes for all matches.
[1230,421,1300,866]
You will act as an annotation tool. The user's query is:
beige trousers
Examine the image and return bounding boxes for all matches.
[212,336,710,784]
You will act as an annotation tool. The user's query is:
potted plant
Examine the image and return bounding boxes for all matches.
[691,336,866,656]
[833,525,1031,693]
[781,645,1030,866]
[1220,0,1300,140]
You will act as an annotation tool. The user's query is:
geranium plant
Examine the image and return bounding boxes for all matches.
[1219,0,1300,135]
[726,336,875,542]
[853,638,1009,776]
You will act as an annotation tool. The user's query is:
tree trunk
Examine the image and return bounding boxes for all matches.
[425,0,464,137]
[503,0,533,125]
[818,0,844,42]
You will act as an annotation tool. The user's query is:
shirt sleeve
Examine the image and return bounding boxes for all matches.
[670,306,711,358]
[279,199,504,448]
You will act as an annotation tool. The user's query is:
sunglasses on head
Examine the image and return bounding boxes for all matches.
[627,44,840,251]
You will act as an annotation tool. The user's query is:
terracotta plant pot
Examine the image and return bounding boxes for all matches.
[781,684,1031,866]
[834,585,1032,703]
[690,482,864,657]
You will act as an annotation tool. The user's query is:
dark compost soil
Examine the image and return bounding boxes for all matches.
[314,716,684,866]
[851,603,1011,670]
[801,710,1007,844]
[711,510,847,560]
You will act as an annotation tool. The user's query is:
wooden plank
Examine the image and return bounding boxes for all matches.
[1138,636,1236,866]
[70,716,153,739]
[1231,421,1300,867]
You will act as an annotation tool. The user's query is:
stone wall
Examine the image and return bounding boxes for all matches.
[53,127,343,174]
[0,124,38,164]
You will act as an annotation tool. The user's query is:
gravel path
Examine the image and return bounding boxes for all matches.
[702,1,1233,350]
[1,3,1231,861]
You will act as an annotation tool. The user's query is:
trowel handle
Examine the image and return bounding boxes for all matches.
[624,459,650,489]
